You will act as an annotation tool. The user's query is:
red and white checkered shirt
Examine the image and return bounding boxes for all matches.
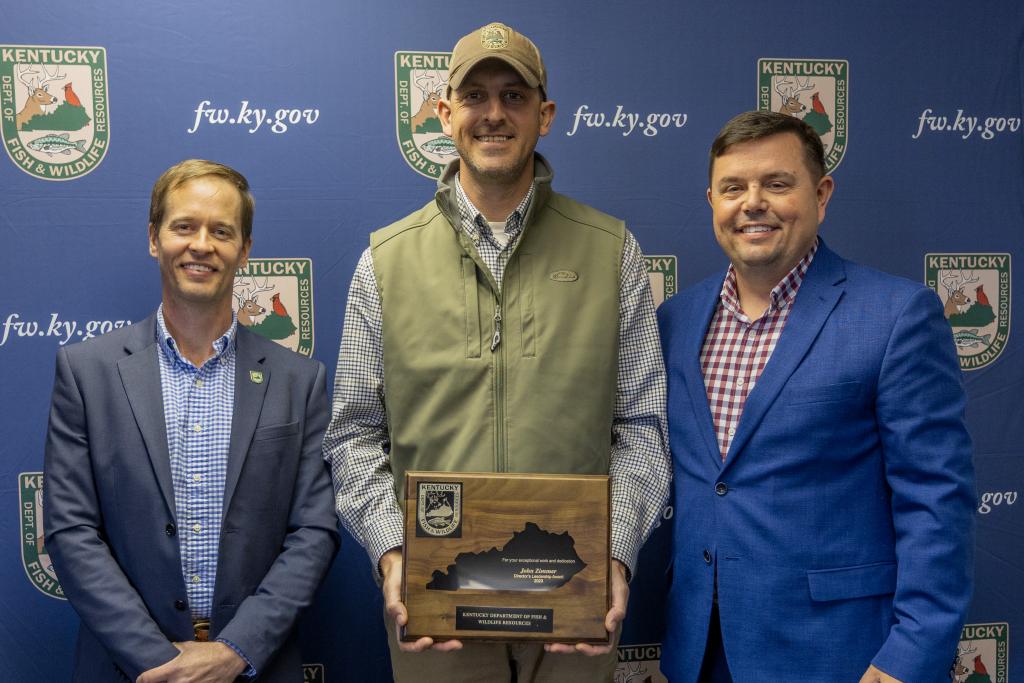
[700,241,818,460]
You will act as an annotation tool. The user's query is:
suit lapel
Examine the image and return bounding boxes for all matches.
[723,243,846,469]
[117,314,178,518]
[680,277,727,469]
[223,327,269,513]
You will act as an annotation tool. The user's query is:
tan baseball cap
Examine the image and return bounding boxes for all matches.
[448,22,547,96]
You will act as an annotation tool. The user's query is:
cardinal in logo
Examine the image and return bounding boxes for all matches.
[63,83,83,108]
[271,293,289,317]
[974,285,990,307]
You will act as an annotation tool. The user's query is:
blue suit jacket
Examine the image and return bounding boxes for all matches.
[44,314,339,682]
[656,242,975,682]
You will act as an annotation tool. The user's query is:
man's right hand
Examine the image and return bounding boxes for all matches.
[380,548,463,653]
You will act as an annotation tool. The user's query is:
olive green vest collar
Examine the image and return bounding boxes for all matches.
[434,153,555,235]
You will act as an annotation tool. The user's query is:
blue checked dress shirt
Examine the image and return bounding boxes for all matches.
[155,307,253,674]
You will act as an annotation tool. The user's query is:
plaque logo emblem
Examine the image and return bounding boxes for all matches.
[233,258,314,357]
[1,45,110,180]
[395,51,456,179]
[925,253,1010,371]
[644,255,678,308]
[417,482,462,538]
[19,472,65,599]
[757,58,848,173]
[952,622,1008,682]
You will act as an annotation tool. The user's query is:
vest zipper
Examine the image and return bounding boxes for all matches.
[492,299,507,472]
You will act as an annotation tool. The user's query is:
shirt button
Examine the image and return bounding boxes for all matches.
[715,482,729,496]
[165,523,176,536]
[192,523,201,533]
[195,379,204,387]
[174,599,187,611]
[192,474,202,482]
[727,427,736,437]
[703,549,712,565]
[191,575,201,584]
[193,424,202,432]
[736,378,744,387]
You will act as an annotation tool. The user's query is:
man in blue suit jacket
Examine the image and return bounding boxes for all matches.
[657,112,974,682]
[44,160,339,682]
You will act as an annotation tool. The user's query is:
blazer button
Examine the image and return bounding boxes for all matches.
[715,482,729,496]
[703,549,712,565]
[165,523,176,536]
[174,599,187,611]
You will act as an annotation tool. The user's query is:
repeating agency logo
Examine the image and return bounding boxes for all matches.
[395,51,456,179]
[19,472,65,600]
[758,59,848,173]
[233,258,314,357]
[645,255,678,309]
[952,623,1008,682]
[1,46,109,180]
[925,254,1010,371]
[616,643,668,683]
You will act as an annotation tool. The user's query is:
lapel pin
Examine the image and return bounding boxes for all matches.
[249,370,264,384]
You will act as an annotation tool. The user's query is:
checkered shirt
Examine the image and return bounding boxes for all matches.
[156,307,235,620]
[700,241,818,460]
[324,172,670,577]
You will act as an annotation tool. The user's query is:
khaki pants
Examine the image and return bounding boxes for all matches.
[386,614,620,683]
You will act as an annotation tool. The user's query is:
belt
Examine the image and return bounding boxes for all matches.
[192,619,210,642]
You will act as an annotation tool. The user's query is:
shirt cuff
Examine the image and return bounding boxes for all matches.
[216,637,256,678]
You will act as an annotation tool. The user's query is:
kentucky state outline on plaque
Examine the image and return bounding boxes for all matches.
[233,258,314,357]
[426,522,587,591]
[1,46,110,180]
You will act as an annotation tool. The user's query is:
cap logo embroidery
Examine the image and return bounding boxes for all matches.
[480,24,508,50]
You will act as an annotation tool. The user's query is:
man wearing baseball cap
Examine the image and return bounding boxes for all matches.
[325,22,669,681]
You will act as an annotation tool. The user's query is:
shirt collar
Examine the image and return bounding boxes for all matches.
[454,173,534,244]
[719,239,819,321]
[156,304,238,369]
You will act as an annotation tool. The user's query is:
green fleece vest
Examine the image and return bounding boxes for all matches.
[371,165,623,501]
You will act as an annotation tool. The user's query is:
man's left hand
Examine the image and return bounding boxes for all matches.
[857,664,904,683]
[543,559,628,656]
[136,641,247,683]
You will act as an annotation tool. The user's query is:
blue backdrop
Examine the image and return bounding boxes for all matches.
[2,1,1021,681]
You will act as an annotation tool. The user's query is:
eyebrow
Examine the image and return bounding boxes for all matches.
[715,171,797,186]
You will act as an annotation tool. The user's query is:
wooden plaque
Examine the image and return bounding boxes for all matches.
[402,471,610,643]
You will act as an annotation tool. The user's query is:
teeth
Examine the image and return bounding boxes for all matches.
[740,225,773,234]
[478,135,511,142]
[183,263,214,272]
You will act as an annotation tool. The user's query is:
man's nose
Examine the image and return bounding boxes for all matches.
[742,186,766,212]
[189,228,214,252]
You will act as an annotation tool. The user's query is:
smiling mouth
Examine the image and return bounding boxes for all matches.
[182,263,216,273]
[736,224,777,234]
[476,135,513,142]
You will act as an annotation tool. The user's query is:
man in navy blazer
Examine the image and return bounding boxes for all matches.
[44,160,339,682]
[657,112,975,682]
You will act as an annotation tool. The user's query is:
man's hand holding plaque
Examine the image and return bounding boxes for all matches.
[543,559,627,655]
[381,548,463,653]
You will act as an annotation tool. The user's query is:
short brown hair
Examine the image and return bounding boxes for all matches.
[149,159,255,242]
[709,111,826,183]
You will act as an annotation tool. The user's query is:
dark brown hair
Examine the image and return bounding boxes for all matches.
[709,111,826,183]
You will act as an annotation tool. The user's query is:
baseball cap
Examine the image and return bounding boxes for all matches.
[447,22,547,97]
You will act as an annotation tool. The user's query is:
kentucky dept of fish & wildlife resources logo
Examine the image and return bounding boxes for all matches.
[417,481,462,538]
[952,623,1008,682]
[233,258,314,357]
[758,58,848,173]
[1,45,110,180]
[925,253,1010,371]
[20,472,65,599]
[616,643,668,683]
[395,51,458,179]
[645,255,677,309]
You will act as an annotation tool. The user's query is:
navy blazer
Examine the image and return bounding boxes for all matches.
[44,314,339,682]
[657,242,975,682]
